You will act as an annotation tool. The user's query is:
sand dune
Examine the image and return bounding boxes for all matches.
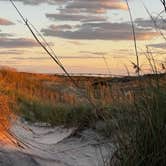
[0,120,113,166]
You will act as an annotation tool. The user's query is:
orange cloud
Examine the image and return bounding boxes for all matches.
[0,18,14,26]
[136,32,159,40]
[101,1,128,10]
[95,8,106,14]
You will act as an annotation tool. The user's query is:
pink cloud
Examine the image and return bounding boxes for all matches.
[0,18,14,26]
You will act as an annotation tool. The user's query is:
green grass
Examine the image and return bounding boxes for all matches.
[17,95,96,128]
[109,85,166,166]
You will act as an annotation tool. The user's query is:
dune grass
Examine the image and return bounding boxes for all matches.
[0,68,166,165]
[18,95,96,128]
[108,82,166,166]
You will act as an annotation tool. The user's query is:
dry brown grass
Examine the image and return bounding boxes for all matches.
[0,94,16,145]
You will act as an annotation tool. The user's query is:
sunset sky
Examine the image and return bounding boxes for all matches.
[0,0,166,75]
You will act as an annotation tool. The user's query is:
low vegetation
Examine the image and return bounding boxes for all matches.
[0,68,166,165]
[109,84,166,166]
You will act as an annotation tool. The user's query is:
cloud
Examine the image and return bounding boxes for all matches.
[4,0,127,12]
[46,13,106,22]
[0,18,14,25]
[41,1,137,41]
[135,18,165,30]
[101,1,127,10]
[10,55,103,60]
[0,33,13,37]
[0,30,14,37]
[80,51,107,56]
[6,0,127,18]
[0,37,39,48]
[65,0,128,14]
[41,22,158,40]
[58,56,104,59]
[11,56,49,60]
[68,40,85,45]
[1,0,67,5]
[49,24,72,30]
[148,43,166,49]
[0,49,23,55]
[44,0,126,25]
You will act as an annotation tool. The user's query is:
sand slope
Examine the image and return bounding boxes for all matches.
[0,120,114,166]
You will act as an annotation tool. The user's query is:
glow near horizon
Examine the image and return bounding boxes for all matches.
[0,0,165,75]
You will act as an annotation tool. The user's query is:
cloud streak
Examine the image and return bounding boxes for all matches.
[0,37,39,48]
[41,22,158,40]
[46,13,106,22]
[0,18,14,25]
[148,43,166,49]
[65,0,127,14]
[0,49,23,55]
[80,51,107,56]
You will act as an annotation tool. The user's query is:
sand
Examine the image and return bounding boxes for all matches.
[0,120,114,166]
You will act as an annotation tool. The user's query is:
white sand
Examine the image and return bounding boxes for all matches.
[0,120,114,166]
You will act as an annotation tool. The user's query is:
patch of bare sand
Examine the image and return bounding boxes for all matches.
[7,120,114,166]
